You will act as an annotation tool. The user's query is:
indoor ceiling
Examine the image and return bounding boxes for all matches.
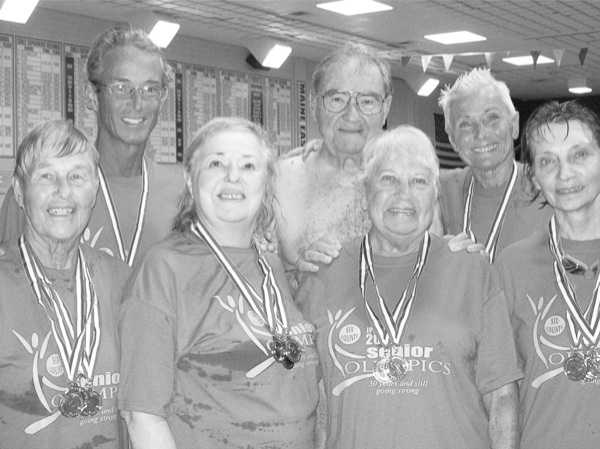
[38,0,600,100]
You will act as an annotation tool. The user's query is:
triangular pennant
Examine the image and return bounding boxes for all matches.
[553,49,565,67]
[421,55,432,72]
[442,54,453,72]
[579,48,588,66]
[401,56,411,69]
[531,51,541,69]
[484,52,494,68]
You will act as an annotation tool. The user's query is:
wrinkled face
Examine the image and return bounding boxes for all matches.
[366,152,436,250]
[88,45,165,149]
[15,152,98,245]
[448,86,519,173]
[186,128,268,236]
[532,120,600,217]
[312,61,391,160]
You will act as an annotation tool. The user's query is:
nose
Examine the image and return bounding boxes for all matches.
[473,120,487,140]
[342,96,361,119]
[226,164,240,182]
[557,161,574,181]
[130,88,143,111]
[393,179,411,199]
[55,177,70,198]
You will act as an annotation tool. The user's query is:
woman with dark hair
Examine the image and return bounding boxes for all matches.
[118,117,319,449]
[497,100,600,448]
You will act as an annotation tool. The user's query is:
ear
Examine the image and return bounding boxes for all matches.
[381,95,392,122]
[309,90,318,121]
[12,177,25,209]
[511,111,520,140]
[85,81,99,113]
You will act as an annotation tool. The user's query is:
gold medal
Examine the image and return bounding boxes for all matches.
[59,383,85,418]
[564,353,587,381]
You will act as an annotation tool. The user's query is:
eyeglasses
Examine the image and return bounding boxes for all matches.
[562,255,599,279]
[94,81,166,100]
[320,90,386,115]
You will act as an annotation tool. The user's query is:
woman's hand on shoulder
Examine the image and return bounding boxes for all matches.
[296,237,342,273]
[444,232,487,255]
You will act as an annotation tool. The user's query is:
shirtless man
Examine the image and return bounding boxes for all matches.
[276,44,392,271]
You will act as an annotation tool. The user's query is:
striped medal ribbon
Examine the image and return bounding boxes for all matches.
[462,160,518,262]
[19,236,102,417]
[191,222,301,369]
[548,216,600,382]
[359,231,431,382]
[98,159,149,266]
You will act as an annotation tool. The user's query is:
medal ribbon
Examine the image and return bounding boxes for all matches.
[548,216,600,347]
[98,159,148,266]
[462,160,518,263]
[190,222,289,336]
[359,232,431,347]
[19,237,100,381]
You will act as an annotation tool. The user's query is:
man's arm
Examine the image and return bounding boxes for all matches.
[124,411,177,449]
[483,381,519,449]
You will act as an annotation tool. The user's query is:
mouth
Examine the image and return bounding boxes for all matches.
[121,117,145,125]
[388,207,415,215]
[219,192,245,200]
[472,143,499,153]
[48,207,75,216]
[556,186,584,195]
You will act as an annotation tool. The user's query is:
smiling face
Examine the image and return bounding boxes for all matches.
[88,45,165,150]
[366,152,437,255]
[448,86,519,175]
[531,120,600,221]
[15,152,98,248]
[312,60,390,162]
[186,127,268,246]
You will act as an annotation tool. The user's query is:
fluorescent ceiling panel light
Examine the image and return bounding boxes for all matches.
[148,20,180,48]
[424,31,486,45]
[568,78,592,94]
[417,78,440,97]
[262,44,292,68]
[503,55,554,66]
[317,0,392,16]
[0,0,39,23]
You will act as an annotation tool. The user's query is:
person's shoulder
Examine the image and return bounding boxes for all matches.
[145,159,185,188]
[432,233,490,269]
[496,230,545,265]
[81,244,130,271]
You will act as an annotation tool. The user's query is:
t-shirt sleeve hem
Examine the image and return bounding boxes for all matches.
[118,401,171,418]
[478,369,523,396]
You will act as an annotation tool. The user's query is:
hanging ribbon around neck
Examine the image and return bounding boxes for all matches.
[548,216,600,382]
[190,222,301,369]
[98,159,148,266]
[359,232,431,382]
[462,160,518,263]
[19,236,103,416]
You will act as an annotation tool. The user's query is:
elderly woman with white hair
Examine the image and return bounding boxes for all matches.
[0,120,130,448]
[297,124,521,449]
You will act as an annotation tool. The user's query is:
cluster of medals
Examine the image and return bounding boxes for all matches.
[19,237,103,418]
[360,232,431,384]
[462,160,517,263]
[191,222,302,371]
[548,217,600,383]
[59,376,102,418]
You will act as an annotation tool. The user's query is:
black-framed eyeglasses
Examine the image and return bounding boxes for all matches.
[94,81,166,100]
[320,90,386,115]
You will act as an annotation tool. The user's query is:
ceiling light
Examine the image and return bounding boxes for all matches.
[424,31,486,45]
[247,40,292,69]
[417,78,440,97]
[316,0,392,16]
[503,55,554,66]
[148,20,180,48]
[0,0,39,23]
[568,77,592,94]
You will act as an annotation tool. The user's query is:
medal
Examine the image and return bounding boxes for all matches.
[59,383,86,418]
[548,217,600,384]
[19,237,102,417]
[360,233,431,383]
[462,160,517,263]
[564,353,588,381]
[191,222,302,373]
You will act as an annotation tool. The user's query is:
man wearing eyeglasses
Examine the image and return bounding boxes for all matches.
[275,44,392,274]
[0,26,184,266]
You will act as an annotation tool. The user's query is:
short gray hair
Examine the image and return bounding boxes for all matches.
[363,125,439,194]
[438,67,515,133]
[87,25,173,87]
[312,43,393,97]
[14,120,99,185]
